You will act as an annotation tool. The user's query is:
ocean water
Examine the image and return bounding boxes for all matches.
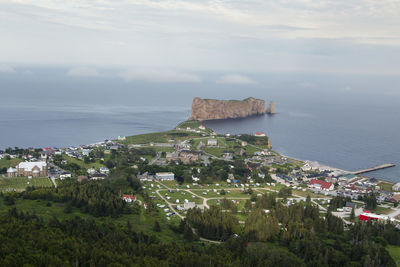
[1,68,399,181]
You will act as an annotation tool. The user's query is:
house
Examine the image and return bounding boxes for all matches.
[155,172,175,181]
[77,176,88,183]
[241,141,247,146]
[184,202,196,210]
[59,172,72,179]
[223,151,234,160]
[207,139,217,146]
[122,194,136,203]
[392,182,400,191]
[87,168,96,175]
[137,172,154,181]
[254,132,266,137]
[308,179,334,191]
[199,125,206,130]
[117,136,126,141]
[389,194,400,203]
[99,167,110,175]
[14,162,47,177]
[81,149,90,157]
[91,173,107,180]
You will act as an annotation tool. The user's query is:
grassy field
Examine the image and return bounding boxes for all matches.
[191,188,251,199]
[379,181,394,192]
[292,189,329,198]
[387,245,400,266]
[62,155,104,170]
[0,158,23,169]
[0,177,53,192]
[207,198,248,212]
[159,189,204,205]
[176,120,202,129]
[122,130,204,145]
[372,205,393,215]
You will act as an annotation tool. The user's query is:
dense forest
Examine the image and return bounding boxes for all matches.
[185,194,397,266]
[9,177,141,217]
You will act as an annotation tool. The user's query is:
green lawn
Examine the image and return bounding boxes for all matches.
[207,198,248,212]
[176,120,202,129]
[372,205,393,215]
[0,158,23,169]
[62,155,104,170]
[160,190,203,204]
[379,182,394,192]
[0,177,53,192]
[122,130,204,145]
[191,189,251,199]
[387,245,400,266]
[292,189,329,198]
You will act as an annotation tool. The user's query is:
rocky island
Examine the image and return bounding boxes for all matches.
[191,97,266,121]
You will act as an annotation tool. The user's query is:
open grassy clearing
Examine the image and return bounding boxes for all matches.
[159,190,203,204]
[122,130,204,145]
[292,189,330,198]
[0,177,53,192]
[207,198,248,211]
[387,245,400,266]
[372,205,393,215]
[379,181,394,192]
[62,155,104,170]
[190,189,252,199]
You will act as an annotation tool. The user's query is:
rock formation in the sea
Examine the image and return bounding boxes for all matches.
[191,97,266,121]
[266,101,276,114]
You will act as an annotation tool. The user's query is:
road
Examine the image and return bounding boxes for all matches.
[154,180,222,243]
[149,152,161,165]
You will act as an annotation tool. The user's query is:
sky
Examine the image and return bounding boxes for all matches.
[1,0,400,82]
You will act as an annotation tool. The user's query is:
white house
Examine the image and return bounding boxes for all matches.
[122,194,136,203]
[393,182,400,191]
[207,139,217,146]
[59,172,72,179]
[87,168,96,175]
[99,167,110,175]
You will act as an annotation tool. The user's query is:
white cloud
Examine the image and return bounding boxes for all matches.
[216,74,257,85]
[0,64,16,73]
[120,68,201,83]
[67,66,99,77]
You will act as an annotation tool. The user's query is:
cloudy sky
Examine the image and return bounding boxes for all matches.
[1,0,400,78]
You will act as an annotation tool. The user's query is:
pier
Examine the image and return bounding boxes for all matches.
[352,163,396,175]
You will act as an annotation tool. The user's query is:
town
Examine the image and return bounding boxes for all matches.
[1,120,400,227]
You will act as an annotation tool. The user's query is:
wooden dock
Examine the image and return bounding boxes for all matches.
[352,163,396,175]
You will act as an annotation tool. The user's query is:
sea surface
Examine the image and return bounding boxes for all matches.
[1,67,400,182]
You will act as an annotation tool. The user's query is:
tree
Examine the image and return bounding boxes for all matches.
[350,208,355,221]
[153,220,161,232]
[183,224,194,241]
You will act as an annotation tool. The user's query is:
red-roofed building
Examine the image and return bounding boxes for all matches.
[254,132,266,137]
[308,179,334,191]
[359,211,390,222]
[122,194,136,203]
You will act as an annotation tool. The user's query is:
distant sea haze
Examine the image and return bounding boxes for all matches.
[1,68,399,182]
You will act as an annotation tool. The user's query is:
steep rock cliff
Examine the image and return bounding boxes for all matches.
[191,97,266,121]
